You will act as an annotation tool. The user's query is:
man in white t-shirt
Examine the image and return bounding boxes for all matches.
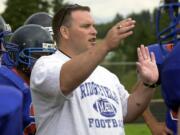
[30,4,159,135]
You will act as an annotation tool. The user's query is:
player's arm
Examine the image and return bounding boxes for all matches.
[143,108,159,131]
[143,108,173,135]
[60,19,135,95]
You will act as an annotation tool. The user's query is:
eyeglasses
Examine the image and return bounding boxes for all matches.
[58,4,80,27]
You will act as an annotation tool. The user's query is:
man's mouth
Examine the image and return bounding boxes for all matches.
[88,38,96,45]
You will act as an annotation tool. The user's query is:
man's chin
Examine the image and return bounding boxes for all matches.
[88,45,94,49]
[89,42,96,47]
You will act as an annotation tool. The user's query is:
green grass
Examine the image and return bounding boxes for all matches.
[125,123,151,135]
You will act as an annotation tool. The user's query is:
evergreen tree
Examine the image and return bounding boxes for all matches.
[2,0,51,30]
[52,0,64,13]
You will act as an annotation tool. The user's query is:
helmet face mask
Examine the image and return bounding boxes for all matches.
[156,0,180,45]
[18,44,56,68]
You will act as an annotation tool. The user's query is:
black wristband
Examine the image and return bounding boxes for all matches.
[143,82,158,88]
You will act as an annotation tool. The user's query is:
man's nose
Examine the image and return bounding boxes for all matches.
[90,26,97,35]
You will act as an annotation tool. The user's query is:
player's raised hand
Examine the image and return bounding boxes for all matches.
[103,18,136,51]
[136,45,159,85]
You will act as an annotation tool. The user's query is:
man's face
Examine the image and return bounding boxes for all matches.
[67,10,97,55]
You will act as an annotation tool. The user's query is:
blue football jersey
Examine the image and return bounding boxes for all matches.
[148,43,178,134]
[0,65,36,135]
[161,42,180,111]
[0,85,23,135]
[166,110,178,135]
[1,52,15,68]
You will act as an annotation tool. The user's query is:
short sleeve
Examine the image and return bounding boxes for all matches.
[30,56,64,97]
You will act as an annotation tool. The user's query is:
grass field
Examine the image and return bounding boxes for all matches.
[125,123,151,135]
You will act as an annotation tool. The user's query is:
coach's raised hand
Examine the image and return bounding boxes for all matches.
[136,45,159,85]
[103,18,136,51]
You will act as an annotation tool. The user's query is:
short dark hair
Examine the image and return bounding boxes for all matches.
[52,4,90,46]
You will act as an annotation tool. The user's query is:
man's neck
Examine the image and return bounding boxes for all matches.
[58,49,72,58]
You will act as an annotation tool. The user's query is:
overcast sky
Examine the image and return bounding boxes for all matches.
[0,0,160,23]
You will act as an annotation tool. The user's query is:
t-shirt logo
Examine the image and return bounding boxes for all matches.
[93,98,117,117]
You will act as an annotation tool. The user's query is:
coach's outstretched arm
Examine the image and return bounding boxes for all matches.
[124,45,159,123]
[60,18,135,95]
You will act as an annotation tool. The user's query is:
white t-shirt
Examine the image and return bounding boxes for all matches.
[30,50,129,135]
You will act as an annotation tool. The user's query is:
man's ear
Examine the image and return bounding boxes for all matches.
[59,26,69,39]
